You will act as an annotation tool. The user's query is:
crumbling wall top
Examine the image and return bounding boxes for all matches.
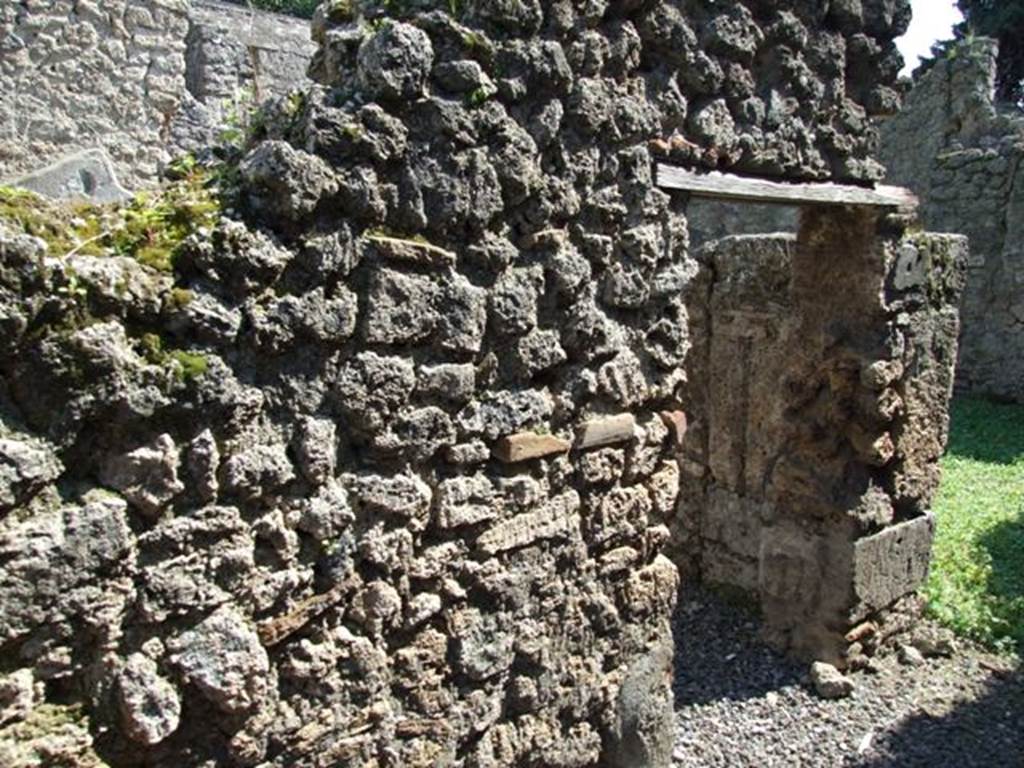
[310,0,911,184]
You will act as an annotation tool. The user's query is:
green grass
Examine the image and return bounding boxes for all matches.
[925,396,1024,653]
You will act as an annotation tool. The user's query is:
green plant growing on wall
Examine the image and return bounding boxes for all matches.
[0,164,221,274]
[466,84,495,108]
[139,333,210,384]
[0,186,105,256]
[218,86,263,152]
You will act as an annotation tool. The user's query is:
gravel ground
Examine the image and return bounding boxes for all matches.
[672,587,1024,768]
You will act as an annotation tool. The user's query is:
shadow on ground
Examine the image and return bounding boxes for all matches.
[978,505,1024,652]
[855,666,1024,768]
[672,585,804,707]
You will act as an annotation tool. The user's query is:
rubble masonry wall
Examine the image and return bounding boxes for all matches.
[0,2,952,767]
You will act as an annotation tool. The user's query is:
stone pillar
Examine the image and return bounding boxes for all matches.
[681,208,967,664]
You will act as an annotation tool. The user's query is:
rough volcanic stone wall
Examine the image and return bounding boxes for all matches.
[673,219,967,663]
[0,0,314,189]
[0,1,927,766]
[879,38,1024,402]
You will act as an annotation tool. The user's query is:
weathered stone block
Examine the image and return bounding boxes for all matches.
[418,364,476,403]
[476,491,580,555]
[348,472,432,526]
[167,606,269,716]
[240,141,337,223]
[0,433,63,512]
[435,475,496,528]
[599,545,640,576]
[578,448,626,486]
[576,413,637,450]
[11,148,130,203]
[294,417,337,486]
[700,487,764,561]
[450,607,514,681]
[357,22,434,101]
[372,406,457,462]
[457,390,554,441]
[99,434,184,518]
[117,653,181,746]
[437,276,488,355]
[364,269,439,346]
[490,266,543,336]
[514,329,567,378]
[220,443,294,500]
[597,352,650,408]
[334,351,417,433]
[853,514,935,616]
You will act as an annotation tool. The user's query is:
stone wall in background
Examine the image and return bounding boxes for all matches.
[879,38,1024,403]
[687,199,798,248]
[0,0,314,191]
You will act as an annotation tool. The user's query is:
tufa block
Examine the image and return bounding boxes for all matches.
[575,414,637,450]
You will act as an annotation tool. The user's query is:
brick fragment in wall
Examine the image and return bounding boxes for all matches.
[476,491,582,556]
[492,432,571,463]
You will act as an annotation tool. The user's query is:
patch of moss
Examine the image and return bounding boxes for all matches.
[466,84,495,108]
[324,0,356,21]
[3,702,84,735]
[341,122,365,141]
[284,90,307,118]
[137,333,208,383]
[108,172,221,273]
[168,350,209,382]
[0,167,221,275]
[166,287,195,310]
[82,487,126,504]
[138,332,165,364]
[364,226,431,246]
[0,186,105,257]
[462,29,490,53]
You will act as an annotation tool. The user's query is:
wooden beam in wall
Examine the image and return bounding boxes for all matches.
[656,164,918,213]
